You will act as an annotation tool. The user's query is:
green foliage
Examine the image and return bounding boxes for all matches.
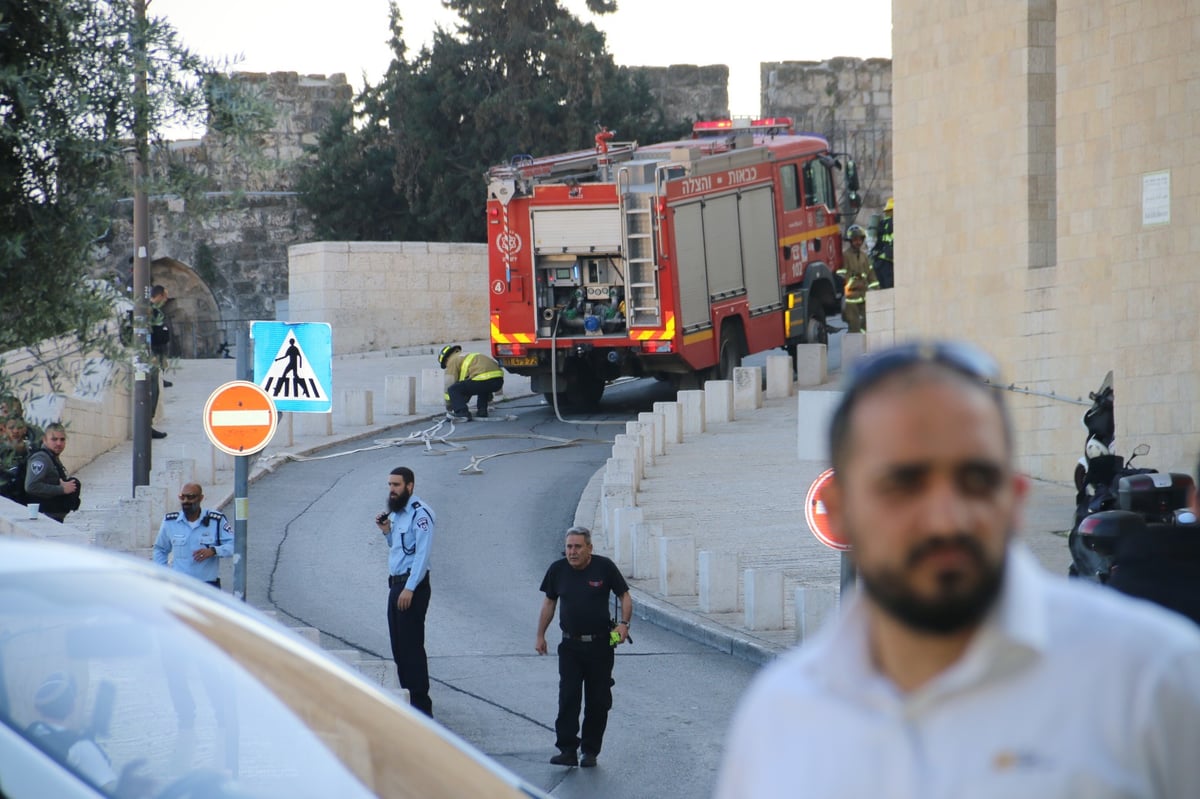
[297,0,690,243]
[0,0,271,361]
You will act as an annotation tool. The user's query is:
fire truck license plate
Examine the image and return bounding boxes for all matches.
[501,356,539,367]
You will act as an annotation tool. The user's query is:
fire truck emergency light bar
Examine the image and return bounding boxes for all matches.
[692,117,795,134]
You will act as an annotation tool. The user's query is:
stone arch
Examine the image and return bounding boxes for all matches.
[150,258,224,358]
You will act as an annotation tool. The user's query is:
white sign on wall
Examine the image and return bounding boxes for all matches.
[1142,170,1170,226]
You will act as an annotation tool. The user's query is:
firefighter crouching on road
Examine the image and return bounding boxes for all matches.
[871,197,895,289]
[439,344,504,421]
[838,225,881,334]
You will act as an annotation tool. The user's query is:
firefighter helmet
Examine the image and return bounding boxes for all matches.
[847,224,866,240]
[438,344,461,369]
[884,197,894,212]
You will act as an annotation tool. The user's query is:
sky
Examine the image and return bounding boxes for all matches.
[151,0,891,129]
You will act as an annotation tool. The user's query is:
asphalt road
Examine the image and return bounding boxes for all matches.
[236,377,760,798]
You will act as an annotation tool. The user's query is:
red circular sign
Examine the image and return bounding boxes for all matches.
[804,468,851,551]
[203,381,278,456]
[491,279,506,295]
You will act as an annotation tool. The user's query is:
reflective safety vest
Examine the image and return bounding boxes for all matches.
[459,353,504,382]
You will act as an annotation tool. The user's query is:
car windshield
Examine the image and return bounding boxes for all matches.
[0,567,528,799]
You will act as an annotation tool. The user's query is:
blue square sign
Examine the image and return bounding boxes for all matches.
[251,322,333,413]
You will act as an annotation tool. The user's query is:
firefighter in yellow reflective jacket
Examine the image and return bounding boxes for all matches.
[871,197,895,289]
[838,225,881,334]
[439,345,505,421]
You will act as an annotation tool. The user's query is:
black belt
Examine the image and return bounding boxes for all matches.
[562,633,608,642]
[388,572,410,588]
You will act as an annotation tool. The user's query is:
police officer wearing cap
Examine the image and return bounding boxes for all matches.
[375,466,435,717]
[438,344,504,421]
[152,483,233,588]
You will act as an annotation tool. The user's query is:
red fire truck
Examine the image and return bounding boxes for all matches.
[486,118,861,407]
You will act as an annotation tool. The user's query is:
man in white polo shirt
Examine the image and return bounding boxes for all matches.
[715,341,1200,798]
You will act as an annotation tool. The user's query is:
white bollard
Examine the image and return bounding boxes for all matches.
[796,390,844,462]
[279,412,294,447]
[678,390,706,437]
[631,521,662,580]
[385,375,417,415]
[704,380,735,425]
[765,354,794,399]
[607,456,640,493]
[419,368,444,409]
[653,401,683,446]
[638,411,666,457]
[601,481,635,539]
[699,551,739,613]
[744,569,785,631]
[733,366,764,412]
[795,586,839,643]
[626,422,655,470]
[136,484,169,531]
[340,389,375,426]
[295,411,334,438]
[794,344,828,387]
[841,332,867,368]
[658,536,697,596]
[612,506,643,569]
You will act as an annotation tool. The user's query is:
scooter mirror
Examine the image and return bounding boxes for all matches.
[1132,443,1151,457]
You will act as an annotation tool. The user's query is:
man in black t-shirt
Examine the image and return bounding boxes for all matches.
[536,525,632,768]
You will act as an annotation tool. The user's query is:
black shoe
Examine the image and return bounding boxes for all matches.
[151,429,167,439]
[550,751,578,767]
[446,410,472,422]
[475,410,489,418]
[162,380,173,387]
[580,752,598,768]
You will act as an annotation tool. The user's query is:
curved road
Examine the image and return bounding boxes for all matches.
[237,378,760,797]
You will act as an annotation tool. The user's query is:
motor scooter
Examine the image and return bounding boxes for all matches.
[1068,372,1194,578]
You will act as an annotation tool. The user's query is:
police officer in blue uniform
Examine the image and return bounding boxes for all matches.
[375,466,435,717]
[152,483,233,588]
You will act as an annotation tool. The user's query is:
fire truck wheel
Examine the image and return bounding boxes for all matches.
[717,324,746,381]
[564,366,605,409]
[802,310,828,346]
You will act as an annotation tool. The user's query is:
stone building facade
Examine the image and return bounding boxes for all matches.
[886,0,1200,481]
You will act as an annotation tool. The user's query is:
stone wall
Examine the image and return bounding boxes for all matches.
[288,242,489,355]
[888,0,1200,481]
[0,339,131,473]
[631,64,730,123]
[97,74,353,342]
[762,58,893,223]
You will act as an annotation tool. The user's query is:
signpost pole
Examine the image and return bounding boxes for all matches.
[234,325,250,601]
[839,553,856,598]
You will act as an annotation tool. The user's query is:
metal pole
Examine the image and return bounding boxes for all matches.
[233,326,250,601]
[839,552,856,599]
[131,0,151,492]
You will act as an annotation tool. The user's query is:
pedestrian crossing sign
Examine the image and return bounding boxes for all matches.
[251,322,333,413]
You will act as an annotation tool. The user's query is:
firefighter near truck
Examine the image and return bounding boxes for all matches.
[486,118,862,408]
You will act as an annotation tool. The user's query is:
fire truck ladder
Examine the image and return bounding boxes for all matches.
[618,167,661,327]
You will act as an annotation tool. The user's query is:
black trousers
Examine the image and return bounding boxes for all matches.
[874,257,894,289]
[387,574,433,716]
[555,638,615,755]
[446,377,503,415]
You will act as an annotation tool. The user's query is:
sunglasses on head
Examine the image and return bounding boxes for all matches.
[841,340,1002,400]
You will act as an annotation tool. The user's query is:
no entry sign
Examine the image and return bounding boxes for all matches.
[803,468,851,552]
[203,380,278,456]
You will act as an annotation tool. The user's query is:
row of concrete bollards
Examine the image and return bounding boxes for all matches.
[600,336,867,646]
